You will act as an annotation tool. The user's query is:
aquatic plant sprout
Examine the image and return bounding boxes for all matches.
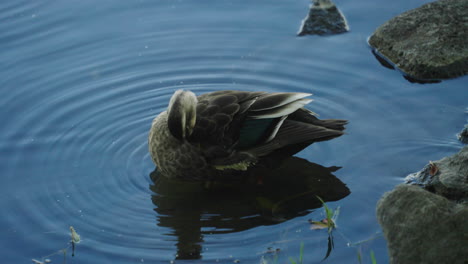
[309,196,340,233]
[70,226,81,243]
[288,242,304,264]
[32,226,81,263]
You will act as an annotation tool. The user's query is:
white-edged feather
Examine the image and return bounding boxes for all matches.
[249,93,312,111]
[250,99,313,119]
[263,115,288,143]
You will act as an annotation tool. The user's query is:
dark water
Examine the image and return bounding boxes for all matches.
[1,0,466,263]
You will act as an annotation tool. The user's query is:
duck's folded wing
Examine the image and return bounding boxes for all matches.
[246,119,345,157]
[248,92,312,118]
[189,91,263,144]
[233,92,315,148]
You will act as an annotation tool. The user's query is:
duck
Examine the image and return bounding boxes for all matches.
[148,89,347,181]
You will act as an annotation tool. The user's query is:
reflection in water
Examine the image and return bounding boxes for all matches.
[149,157,350,260]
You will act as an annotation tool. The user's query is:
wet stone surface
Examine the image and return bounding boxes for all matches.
[405,145,468,201]
[298,0,349,36]
[377,184,468,264]
[368,0,468,81]
[458,125,468,144]
[380,145,468,263]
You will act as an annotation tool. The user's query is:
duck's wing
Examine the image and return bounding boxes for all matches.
[234,96,347,161]
[246,107,347,157]
[190,91,314,146]
[233,92,314,149]
[188,90,265,147]
[246,118,346,157]
[191,91,328,168]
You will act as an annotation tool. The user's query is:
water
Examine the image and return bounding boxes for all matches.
[1,0,466,263]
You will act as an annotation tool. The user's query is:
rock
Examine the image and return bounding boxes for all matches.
[298,0,349,36]
[405,145,468,201]
[368,0,468,81]
[377,185,468,264]
[380,145,468,263]
[458,125,468,144]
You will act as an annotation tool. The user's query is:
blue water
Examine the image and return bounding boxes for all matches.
[1,0,466,263]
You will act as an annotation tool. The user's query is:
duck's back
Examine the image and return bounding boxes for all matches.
[187,90,346,164]
[188,90,266,147]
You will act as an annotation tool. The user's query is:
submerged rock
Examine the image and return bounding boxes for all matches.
[368,0,468,81]
[377,185,468,264]
[458,125,468,144]
[298,0,349,36]
[405,145,468,201]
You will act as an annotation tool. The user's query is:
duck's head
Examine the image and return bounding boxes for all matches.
[167,90,197,141]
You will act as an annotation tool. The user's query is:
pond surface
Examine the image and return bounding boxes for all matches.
[1,0,466,263]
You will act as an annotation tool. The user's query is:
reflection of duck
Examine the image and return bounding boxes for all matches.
[149,90,347,181]
[150,157,350,260]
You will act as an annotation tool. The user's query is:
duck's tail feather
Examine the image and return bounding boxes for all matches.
[288,108,347,131]
[315,119,348,131]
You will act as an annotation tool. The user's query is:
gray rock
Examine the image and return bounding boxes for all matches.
[298,0,349,36]
[368,0,468,80]
[405,145,468,201]
[458,125,468,144]
[377,185,468,264]
[379,131,468,263]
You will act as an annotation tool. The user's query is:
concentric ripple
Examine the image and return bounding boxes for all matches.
[1,0,466,263]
